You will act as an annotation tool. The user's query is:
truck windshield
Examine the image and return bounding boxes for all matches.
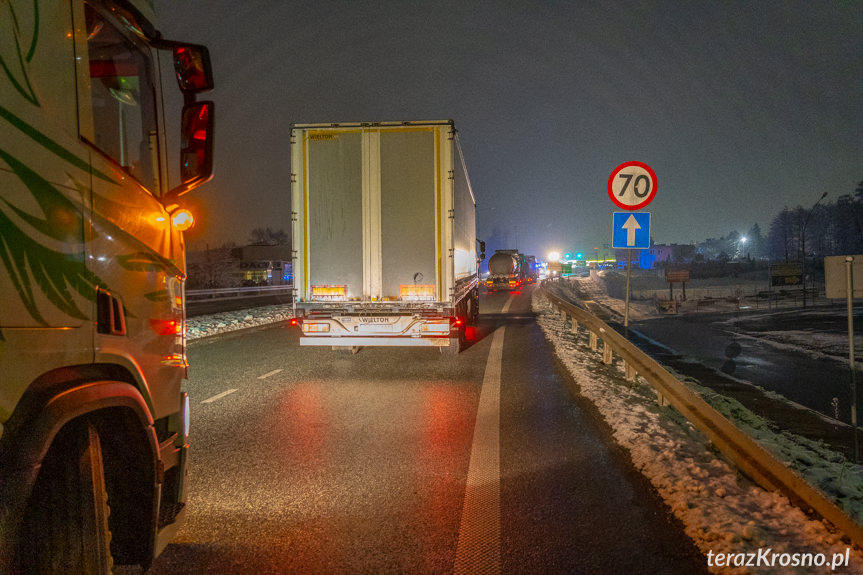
[84,1,159,191]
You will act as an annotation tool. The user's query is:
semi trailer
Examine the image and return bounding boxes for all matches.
[290,120,480,353]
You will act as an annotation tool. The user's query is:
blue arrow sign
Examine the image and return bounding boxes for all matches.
[612,212,650,249]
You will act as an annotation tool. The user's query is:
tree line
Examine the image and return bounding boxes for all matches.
[765,181,863,263]
[684,180,863,266]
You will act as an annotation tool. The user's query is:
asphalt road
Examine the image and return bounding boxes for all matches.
[142,286,707,574]
[632,309,860,425]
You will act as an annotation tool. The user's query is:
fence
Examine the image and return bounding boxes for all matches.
[186,284,294,301]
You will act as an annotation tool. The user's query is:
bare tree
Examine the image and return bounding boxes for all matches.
[186,243,238,289]
[248,227,290,246]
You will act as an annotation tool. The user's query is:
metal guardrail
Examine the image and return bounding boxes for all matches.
[186,284,294,301]
[540,283,863,548]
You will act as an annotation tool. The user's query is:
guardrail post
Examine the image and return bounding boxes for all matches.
[570,318,579,334]
[589,331,598,351]
[624,361,637,382]
[655,389,667,407]
[602,340,613,364]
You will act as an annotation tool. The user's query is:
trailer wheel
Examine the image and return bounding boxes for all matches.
[18,419,114,575]
[440,334,462,355]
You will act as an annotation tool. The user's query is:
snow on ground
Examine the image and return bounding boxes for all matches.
[720,311,863,369]
[186,304,293,341]
[532,290,863,574]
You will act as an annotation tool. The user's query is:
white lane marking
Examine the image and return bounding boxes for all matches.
[201,389,238,404]
[258,369,283,380]
[501,297,513,314]
[454,323,506,574]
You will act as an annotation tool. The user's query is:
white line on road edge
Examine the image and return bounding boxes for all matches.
[454,297,511,574]
[257,369,283,380]
[201,389,238,404]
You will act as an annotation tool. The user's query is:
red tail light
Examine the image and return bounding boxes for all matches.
[150,318,181,336]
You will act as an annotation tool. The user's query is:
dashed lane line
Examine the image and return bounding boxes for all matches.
[201,389,238,404]
[257,369,283,380]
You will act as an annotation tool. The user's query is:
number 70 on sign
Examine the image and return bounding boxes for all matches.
[608,161,658,211]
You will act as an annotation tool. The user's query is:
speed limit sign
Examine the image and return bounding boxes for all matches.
[608,161,657,211]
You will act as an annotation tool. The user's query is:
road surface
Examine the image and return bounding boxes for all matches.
[143,286,706,574]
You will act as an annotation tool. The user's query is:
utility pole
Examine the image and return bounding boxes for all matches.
[801,192,828,308]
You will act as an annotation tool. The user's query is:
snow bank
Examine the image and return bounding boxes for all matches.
[186,304,293,341]
[532,290,863,574]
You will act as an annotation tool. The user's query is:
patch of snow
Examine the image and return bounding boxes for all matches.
[186,304,293,341]
[532,290,863,574]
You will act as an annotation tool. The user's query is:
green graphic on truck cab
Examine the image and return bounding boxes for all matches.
[0,148,105,325]
[0,105,116,183]
[1,0,40,106]
[0,5,113,326]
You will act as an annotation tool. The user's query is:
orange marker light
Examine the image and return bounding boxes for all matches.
[171,208,195,232]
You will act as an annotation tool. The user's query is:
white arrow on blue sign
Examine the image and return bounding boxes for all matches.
[612,212,651,249]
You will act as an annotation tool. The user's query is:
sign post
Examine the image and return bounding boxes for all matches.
[608,161,657,334]
[848,257,857,461]
[825,255,863,461]
[666,269,690,302]
[612,212,651,330]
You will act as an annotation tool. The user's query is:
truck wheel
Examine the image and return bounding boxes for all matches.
[19,420,114,575]
[441,335,462,355]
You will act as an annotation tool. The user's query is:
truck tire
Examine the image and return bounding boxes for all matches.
[18,420,114,575]
[441,334,462,355]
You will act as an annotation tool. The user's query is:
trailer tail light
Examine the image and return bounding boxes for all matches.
[302,322,330,333]
[399,284,436,301]
[289,318,299,327]
[311,285,347,301]
[451,317,464,328]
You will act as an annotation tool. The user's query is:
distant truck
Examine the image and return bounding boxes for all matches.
[525,255,539,282]
[290,121,480,354]
[1,2,214,573]
[486,249,526,291]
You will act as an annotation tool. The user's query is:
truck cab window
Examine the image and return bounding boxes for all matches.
[84,2,159,191]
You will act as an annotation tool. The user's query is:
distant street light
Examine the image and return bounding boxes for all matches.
[548,251,560,262]
[801,191,828,308]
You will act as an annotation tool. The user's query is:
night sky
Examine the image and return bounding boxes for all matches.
[154,1,862,259]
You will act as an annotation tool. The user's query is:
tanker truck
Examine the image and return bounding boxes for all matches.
[290,120,480,354]
[486,249,526,291]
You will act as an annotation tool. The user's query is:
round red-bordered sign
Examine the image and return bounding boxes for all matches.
[607,161,657,211]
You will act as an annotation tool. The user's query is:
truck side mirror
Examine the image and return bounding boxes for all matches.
[172,44,214,94]
[155,40,215,202]
[167,101,214,199]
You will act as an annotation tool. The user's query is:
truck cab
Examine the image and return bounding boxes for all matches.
[0,1,213,572]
